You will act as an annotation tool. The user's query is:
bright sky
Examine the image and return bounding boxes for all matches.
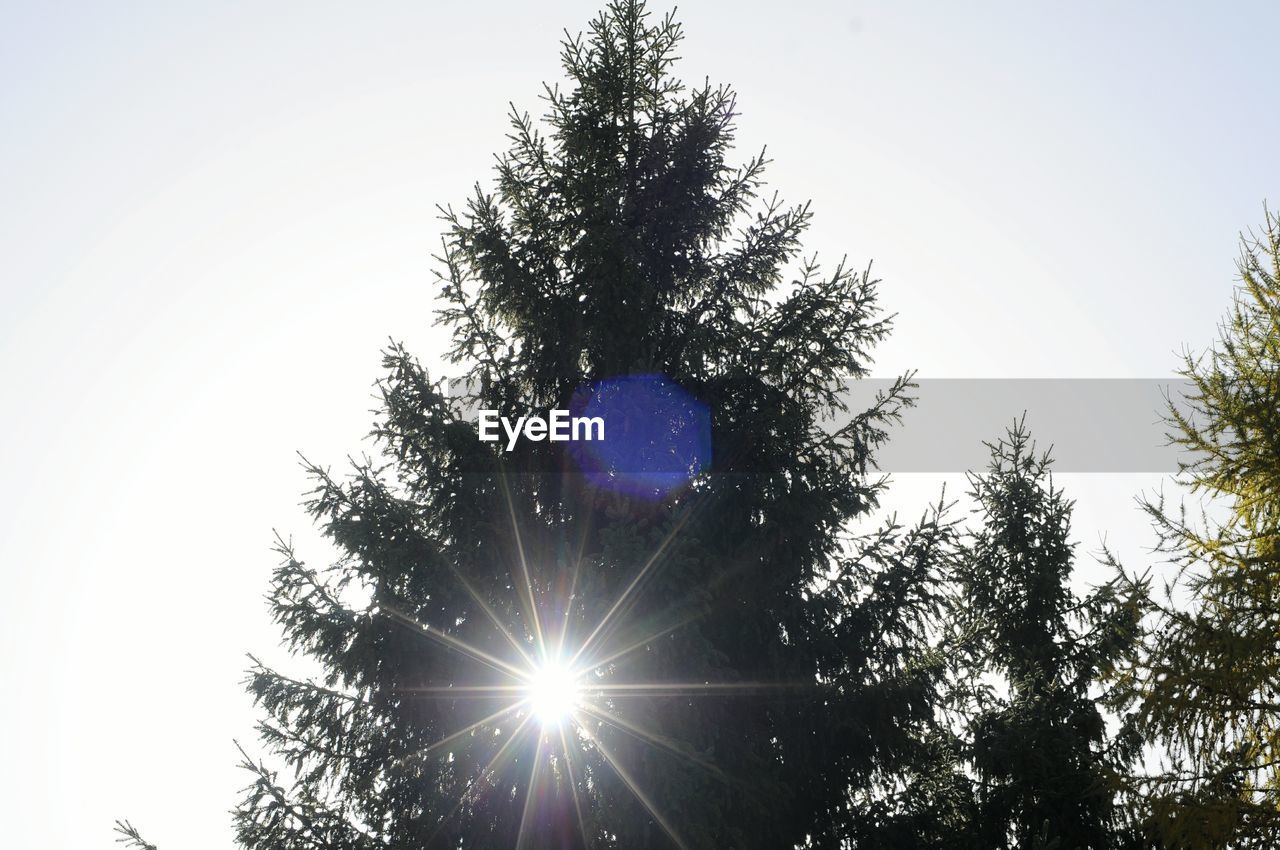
[2,2,1277,847]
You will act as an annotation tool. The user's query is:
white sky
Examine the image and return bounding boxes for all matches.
[2,2,1277,847]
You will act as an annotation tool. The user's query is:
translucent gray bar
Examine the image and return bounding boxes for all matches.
[446,378,1195,474]
[837,379,1194,473]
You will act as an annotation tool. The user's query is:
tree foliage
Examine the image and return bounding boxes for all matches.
[948,423,1147,850]
[120,5,1280,849]
[219,3,953,848]
[1129,208,1280,849]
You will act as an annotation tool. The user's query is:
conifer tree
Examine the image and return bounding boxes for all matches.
[1128,209,1280,849]
[948,423,1145,850]
[121,3,960,848]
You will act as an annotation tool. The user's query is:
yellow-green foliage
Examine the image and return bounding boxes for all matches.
[1142,208,1280,849]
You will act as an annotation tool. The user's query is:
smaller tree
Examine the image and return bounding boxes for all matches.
[949,422,1145,850]
[1128,208,1280,849]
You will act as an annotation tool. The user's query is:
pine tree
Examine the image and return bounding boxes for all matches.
[114,3,962,848]
[1128,208,1280,849]
[948,422,1145,850]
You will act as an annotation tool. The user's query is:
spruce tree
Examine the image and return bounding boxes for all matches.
[949,422,1145,850]
[1128,208,1280,849]
[119,3,960,848]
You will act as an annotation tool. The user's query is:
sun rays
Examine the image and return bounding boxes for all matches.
[362,477,807,850]
[527,660,582,726]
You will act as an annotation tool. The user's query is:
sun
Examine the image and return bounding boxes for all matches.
[527,660,580,726]
[381,492,730,848]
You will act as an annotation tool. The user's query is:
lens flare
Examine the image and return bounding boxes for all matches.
[527,661,579,726]
[383,481,803,850]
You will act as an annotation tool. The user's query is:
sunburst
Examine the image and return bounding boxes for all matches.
[526,659,582,727]
[376,477,802,850]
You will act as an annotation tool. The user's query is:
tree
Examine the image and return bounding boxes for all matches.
[948,422,1146,850]
[116,3,962,848]
[1127,208,1280,849]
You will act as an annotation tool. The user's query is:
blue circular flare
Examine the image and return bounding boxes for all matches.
[569,374,711,499]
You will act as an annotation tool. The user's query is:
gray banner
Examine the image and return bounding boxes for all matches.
[836,379,1194,473]
[447,378,1197,474]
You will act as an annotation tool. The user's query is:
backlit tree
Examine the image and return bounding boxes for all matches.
[114,3,964,849]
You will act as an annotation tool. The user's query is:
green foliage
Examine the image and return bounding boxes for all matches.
[218,2,955,848]
[948,422,1147,850]
[125,3,1272,847]
[1128,209,1280,849]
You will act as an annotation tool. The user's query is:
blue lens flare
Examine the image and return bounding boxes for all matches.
[569,374,711,499]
